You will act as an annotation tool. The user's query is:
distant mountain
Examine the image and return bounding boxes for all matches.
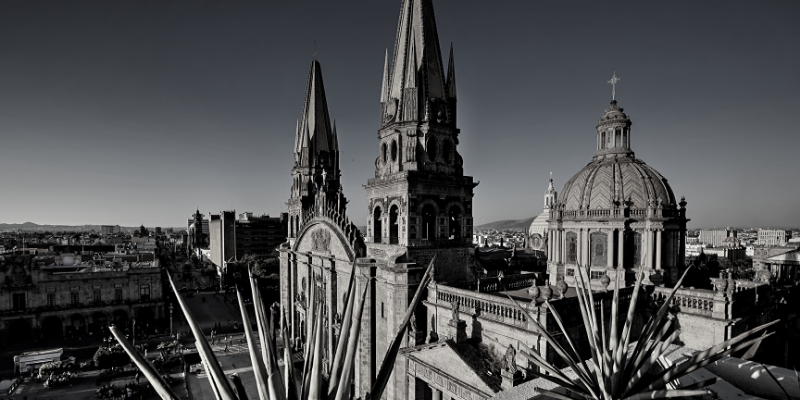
[475,217,536,231]
[0,222,183,232]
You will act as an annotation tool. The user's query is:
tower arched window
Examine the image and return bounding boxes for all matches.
[391,139,398,162]
[615,128,621,148]
[373,206,383,243]
[421,204,436,241]
[448,205,462,242]
[382,143,388,164]
[600,132,606,150]
[389,205,399,244]
[426,136,438,163]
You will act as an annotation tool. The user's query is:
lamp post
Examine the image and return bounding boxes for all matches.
[169,303,174,336]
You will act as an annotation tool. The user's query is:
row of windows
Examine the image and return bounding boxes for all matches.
[11,285,151,310]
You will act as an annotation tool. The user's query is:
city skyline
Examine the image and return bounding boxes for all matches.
[1,1,798,228]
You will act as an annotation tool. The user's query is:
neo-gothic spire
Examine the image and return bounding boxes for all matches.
[386,0,447,123]
[296,60,335,166]
[446,43,456,100]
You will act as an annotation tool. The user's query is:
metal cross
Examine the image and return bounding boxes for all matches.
[608,71,620,101]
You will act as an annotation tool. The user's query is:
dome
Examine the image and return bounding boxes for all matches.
[528,212,549,237]
[560,157,675,211]
[559,99,676,211]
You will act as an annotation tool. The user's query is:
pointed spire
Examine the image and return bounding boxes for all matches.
[299,60,335,166]
[388,0,447,119]
[332,120,338,152]
[293,119,301,156]
[446,43,456,99]
[380,49,390,104]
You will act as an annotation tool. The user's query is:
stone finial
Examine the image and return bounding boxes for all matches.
[600,274,611,291]
[527,278,540,299]
[541,281,553,301]
[556,278,568,299]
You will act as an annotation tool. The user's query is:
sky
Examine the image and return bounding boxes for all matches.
[1,0,798,229]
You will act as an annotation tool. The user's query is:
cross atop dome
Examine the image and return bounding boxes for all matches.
[608,71,620,101]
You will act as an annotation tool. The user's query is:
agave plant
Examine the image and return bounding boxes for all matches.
[507,259,778,400]
[110,254,437,400]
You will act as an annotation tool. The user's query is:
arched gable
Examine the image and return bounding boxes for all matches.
[293,218,364,261]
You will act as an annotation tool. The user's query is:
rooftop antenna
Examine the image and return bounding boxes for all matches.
[608,71,620,101]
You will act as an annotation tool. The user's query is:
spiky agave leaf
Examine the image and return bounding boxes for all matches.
[282,310,299,400]
[249,269,286,400]
[327,262,357,400]
[370,253,437,400]
[506,250,784,400]
[334,273,371,400]
[166,273,237,400]
[108,325,181,400]
[308,298,326,400]
[236,287,269,400]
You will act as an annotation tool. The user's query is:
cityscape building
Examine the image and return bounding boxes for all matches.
[209,211,288,267]
[0,251,164,344]
[698,228,735,248]
[757,228,792,246]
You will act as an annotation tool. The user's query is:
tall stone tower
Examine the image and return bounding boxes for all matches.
[358,2,478,400]
[287,60,346,246]
[366,0,475,248]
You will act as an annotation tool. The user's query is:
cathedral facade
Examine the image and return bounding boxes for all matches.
[279,2,480,400]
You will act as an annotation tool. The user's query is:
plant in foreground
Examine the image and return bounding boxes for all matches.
[109,255,437,400]
[507,261,778,400]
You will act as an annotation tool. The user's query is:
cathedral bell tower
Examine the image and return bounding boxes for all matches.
[366,0,476,247]
[357,2,479,400]
[287,60,346,246]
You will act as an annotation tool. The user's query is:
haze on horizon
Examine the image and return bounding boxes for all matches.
[1,0,798,230]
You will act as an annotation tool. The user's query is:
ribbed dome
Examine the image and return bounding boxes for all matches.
[560,157,675,211]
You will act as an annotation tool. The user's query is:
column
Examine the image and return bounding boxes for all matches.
[290,255,296,342]
[607,230,614,268]
[432,387,442,400]
[617,229,624,268]
[655,230,662,271]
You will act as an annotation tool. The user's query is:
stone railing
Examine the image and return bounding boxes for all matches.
[650,286,715,317]
[477,273,538,292]
[427,284,530,328]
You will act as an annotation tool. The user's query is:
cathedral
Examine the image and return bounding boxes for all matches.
[278,1,771,400]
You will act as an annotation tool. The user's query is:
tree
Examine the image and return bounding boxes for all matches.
[93,344,130,369]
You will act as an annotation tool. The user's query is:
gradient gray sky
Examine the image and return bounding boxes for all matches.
[1,1,798,229]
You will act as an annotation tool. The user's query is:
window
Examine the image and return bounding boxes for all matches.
[391,139,398,162]
[115,288,123,302]
[94,289,102,303]
[47,293,56,307]
[381,302,385,319]
[442,140,453,164]
[71,291,80,306]
[566,269,575,277]
[426,136,438,162]
[566,232,578,263]
[600,132,606,149]
[382,142,388,164]
[615,128,621,148]
[140,285,151,301]
[12,293,26,310]
[590,271,605,280]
